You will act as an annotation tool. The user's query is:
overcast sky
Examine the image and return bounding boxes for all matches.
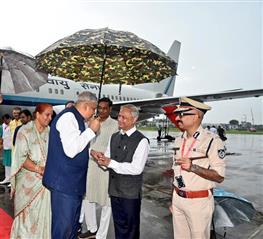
[1,0,262,124]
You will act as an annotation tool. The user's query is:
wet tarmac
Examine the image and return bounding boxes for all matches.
[0,131,263,239]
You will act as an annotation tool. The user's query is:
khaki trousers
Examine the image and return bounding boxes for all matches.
[172,190,214,239]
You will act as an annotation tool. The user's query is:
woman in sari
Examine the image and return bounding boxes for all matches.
[10,103,53,239]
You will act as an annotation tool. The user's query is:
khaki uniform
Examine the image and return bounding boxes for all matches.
[172,126,226,239]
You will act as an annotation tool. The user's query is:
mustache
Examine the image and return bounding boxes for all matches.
[176,120,183,124]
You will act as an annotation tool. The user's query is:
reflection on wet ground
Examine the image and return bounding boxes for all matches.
[0,131,263,238]
[142,131,263,239]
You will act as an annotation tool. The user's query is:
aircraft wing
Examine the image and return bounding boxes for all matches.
[111,89,263,121]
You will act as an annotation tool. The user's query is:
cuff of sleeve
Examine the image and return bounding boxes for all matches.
[211,167,225,177]
[108,159,117,169]
[86,127,96,138]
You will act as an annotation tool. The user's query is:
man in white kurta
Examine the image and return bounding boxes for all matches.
[79,98,118,239]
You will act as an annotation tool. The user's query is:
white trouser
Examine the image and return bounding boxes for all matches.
[4,166,11,181]
[5,166,11,179]
[81,199,111,239]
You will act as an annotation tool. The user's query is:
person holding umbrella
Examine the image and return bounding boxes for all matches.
[43,91,100,239]
[171,97,226,239]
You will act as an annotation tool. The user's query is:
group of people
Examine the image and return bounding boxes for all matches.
[0,92,226,239]
[206,125,227,141]
[0,107,32,187]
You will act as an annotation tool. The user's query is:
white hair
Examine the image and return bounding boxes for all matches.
[120,104,139,119]
[76,91,97,104]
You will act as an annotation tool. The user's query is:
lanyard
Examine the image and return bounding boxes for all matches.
[181,138,197,159]
[180,137,197,172]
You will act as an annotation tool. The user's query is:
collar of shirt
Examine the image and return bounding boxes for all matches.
[182,125,205,140]
[120,126,136,137]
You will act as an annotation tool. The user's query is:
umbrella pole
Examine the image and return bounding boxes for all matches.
[98,46,107,100]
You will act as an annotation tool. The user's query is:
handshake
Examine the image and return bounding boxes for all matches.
[90,149,111,167]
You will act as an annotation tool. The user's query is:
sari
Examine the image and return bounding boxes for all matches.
[10,121,51,239]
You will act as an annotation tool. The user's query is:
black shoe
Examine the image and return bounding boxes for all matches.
[77,222,83,236]
[78,230,97,239]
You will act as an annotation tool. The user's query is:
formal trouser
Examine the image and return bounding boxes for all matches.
[51,190,82,239]
[111,196,141,239]
[81,199,111,239]
[171,190,214,239]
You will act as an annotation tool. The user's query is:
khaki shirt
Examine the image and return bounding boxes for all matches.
[172,126,226,191]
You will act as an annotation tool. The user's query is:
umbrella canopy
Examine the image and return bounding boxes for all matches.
[0,47,48,94]
[36,28,177,98]
[213,188,256,228]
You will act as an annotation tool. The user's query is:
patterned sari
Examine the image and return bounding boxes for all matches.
[10,121,51,239]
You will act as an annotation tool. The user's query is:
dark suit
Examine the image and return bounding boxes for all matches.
[43,107,89,239]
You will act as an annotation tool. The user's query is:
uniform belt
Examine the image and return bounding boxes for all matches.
[174,186,210,198]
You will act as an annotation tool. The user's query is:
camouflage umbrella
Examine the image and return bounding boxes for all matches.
[0,47,48,94]
[36,28,177,98]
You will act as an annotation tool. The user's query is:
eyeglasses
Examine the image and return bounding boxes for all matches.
[174,112,196,118]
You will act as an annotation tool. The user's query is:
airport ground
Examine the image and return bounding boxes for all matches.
[0,131,263,238]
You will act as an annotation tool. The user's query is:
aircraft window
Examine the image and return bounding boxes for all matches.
[55,89,58,94]
[48,88,52,94]
[76,91,79,95]
[60,89,64,95]
[115,96,118,100]
[123,96,126,101]
[103,94,105,98]
[111,95,114,100]
[36,88,39,92]
[127,97,130,101]
[119,96,122,101]
[107,95,110,99]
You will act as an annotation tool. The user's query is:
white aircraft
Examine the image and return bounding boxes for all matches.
[0,40,262,122]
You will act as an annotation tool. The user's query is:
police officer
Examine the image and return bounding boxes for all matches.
[171,97,226,239]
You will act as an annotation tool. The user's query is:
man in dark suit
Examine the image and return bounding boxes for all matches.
[43,91,100,239]
[93,104,149,239]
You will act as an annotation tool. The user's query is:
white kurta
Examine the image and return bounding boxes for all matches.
[86,117,118,206]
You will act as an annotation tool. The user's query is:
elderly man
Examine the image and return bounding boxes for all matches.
[43,91,100,239]
[171,97,226,239]
[93,104,149,239]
